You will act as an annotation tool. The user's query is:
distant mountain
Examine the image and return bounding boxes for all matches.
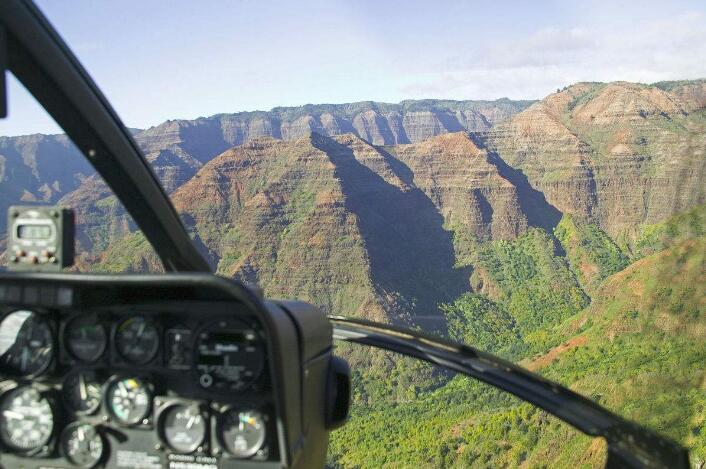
[135,98,533,191]
[0,133,93,234]
[0,98,533,237]
[3,81,704,312]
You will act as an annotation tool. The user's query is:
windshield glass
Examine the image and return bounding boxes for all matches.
[0,77,163,273]
[2,1,705,467]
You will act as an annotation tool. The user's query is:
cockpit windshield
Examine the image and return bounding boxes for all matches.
[1,1,705,467]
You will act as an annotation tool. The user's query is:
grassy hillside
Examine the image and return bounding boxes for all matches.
[329,206,706,467]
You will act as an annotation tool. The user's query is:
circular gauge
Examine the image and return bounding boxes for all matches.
[60,423,104,468]
[115,317,159,365]
[0,310,53,377]
[0,386,54,453]
[159,403,207,453]
[194,320,265,392]
[65,315,107,363]
[63,371,103,415]
[105,377,152,425]
[218,409,266,458]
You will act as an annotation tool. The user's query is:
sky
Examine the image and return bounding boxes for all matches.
[2,0,706,136]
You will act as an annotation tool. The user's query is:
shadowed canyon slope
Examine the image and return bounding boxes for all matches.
[169,133,508,328]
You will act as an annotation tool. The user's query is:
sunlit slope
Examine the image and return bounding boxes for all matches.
[485,80,706,242]
[538,237,705,450]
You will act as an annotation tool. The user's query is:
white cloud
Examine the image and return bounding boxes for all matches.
[400,11,706,100]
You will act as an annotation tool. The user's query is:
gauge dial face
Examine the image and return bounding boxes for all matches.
[160,403,206,453]
[61,423,104,468]
[195,320,265,392]
[0,386,54,453]
[65,315,106,363]
[63,371,103,414]
[115,316,159,365]
[0,310,53,377]
[106,377,151,425]
[219,409,266,458]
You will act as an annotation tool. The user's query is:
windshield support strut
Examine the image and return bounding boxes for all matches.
[330,316,689,469]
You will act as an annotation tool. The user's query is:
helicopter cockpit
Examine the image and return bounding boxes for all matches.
[0,1,692,468]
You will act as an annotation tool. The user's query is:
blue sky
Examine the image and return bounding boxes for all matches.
[2,0,706,136]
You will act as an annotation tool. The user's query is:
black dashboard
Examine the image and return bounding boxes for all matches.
[0,274,339,469]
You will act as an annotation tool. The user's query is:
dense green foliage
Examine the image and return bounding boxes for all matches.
[472,228,589,351]
[440,293,524,359]
[329,372,601,468]
[566,83,608,111]
[653,78,706,91]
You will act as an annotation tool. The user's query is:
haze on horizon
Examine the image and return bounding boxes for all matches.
[2,0,706,136]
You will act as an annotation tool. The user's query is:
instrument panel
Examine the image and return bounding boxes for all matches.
[0,300,279,469]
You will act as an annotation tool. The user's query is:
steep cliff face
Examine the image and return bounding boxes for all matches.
[385,133,529,242]
[166,134,461,326]
[171,135,388,323]
[485,81,706,242]
[0,98,530,252]
[0,99,524,205]
[163,130,563,327]
[57,176,134,256]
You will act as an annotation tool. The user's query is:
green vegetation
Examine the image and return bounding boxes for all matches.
[330,206,706,468]
[472,228,588,348]
[566,83,608,111]
[329,373,602,468]
[94,231,162,272]
[554,214,629,290]
[445,219,481,267]
[441,293,524,359]
[82,196,127,252]
[653,78,706,92]
[635,204,705,257]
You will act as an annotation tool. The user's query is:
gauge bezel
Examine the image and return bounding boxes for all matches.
[155,397,208,454]
[63,313,108,363]
[0,309,55,378]
[192,318,266,394]
[0,382,58,456]
[62,370,103,415]
[103,375,153,427]
[59,422,106,469]
[214,405,267,459]
[112,316,161,365]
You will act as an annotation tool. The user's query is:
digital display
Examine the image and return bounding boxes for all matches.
[17,224,52,240]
